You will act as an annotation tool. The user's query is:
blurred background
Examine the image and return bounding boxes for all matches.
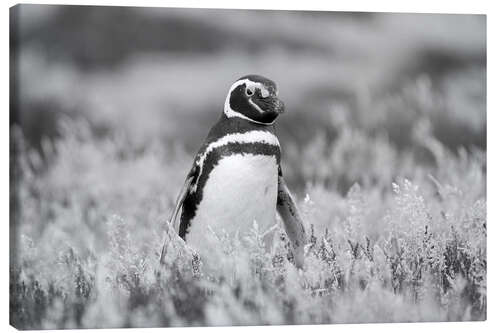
[11,5,486,191]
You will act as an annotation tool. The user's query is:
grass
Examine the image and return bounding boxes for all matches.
[10,87,486,328]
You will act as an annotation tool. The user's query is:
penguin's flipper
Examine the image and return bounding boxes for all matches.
[160,170,196,265]
[277,170,307,269]
[170,173,195,235]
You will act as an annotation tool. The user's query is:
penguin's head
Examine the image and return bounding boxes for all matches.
[224,74,285,125]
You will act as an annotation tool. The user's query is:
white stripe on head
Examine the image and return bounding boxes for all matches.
[224,79,272,125]
[192,130,280,192]
[248,99,265,114]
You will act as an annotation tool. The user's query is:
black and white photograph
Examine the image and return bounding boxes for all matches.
[9,3,486,330]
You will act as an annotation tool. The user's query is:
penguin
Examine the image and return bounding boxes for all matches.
[160,74,307,268]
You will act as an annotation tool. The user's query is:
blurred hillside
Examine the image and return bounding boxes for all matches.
[11,5,486,188]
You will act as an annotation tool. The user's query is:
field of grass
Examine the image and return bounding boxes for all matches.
[10,91,486,328]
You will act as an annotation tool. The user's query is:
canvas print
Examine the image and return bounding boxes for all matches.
[10,4,486,329]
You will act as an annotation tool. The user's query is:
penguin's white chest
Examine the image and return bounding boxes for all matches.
[186,153,278,247]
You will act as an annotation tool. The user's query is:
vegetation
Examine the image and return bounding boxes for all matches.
[10,82,486,327]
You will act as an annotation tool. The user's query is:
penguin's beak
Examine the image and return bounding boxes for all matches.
[252,91,285,118]
[274,97,285,114]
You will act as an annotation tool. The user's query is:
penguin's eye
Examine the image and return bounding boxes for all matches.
[246,87,254,96]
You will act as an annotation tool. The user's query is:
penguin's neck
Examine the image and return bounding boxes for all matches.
[207,113,276,142]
